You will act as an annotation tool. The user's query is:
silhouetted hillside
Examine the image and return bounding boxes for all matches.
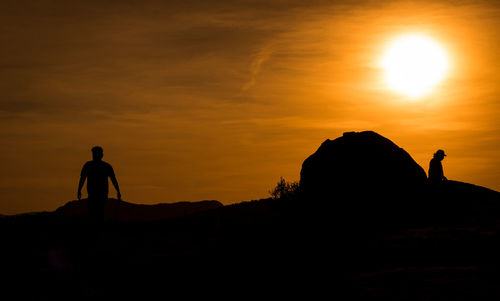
[3,131,500,299]
[54,198,223,222]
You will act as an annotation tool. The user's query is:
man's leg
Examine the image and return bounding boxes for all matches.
[87,196,108,244]
[88,195,107,224]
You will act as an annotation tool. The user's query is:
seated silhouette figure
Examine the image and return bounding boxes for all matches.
[428,149,447,183]
[77,146,121,223]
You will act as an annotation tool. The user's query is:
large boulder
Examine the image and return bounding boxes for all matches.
[300,131,427,199]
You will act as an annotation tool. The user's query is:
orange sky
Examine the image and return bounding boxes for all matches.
[1,0,500,214]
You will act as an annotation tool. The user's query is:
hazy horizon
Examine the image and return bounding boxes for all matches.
[2,0,500,214]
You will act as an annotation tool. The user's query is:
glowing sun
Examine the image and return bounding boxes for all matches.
[381,34,449,98]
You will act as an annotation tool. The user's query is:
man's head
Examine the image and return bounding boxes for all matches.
[434,149,446,160]
[91,146,104,161]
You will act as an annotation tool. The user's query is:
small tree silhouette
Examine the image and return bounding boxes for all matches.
[269,177,300,200]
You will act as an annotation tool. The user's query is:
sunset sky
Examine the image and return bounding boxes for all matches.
[2,0,500,214]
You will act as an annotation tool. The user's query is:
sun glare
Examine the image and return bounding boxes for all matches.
[381,34,449,98]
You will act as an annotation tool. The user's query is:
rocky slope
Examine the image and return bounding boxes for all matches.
[54,198,223,221]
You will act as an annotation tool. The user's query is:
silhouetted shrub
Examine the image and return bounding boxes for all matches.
[269,177,300,200]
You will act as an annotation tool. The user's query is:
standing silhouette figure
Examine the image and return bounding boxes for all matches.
[77,146,121,223]
[428,149,447,183]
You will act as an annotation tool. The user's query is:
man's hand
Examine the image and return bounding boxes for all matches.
[77,191,82,200]
[117,191,122,201]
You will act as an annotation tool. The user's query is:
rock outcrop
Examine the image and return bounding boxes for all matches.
[300,131,427,199]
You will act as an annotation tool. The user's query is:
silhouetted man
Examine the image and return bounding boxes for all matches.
[77,146,121,223]
[428,149,447,183]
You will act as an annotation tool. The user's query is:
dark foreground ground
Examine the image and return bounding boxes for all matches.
[2,181,500,300]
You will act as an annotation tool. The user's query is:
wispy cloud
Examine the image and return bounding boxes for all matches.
[241,45,274,92]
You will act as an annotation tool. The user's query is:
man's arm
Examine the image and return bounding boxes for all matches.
[110,175,121,200]
[108,164,121,200]
[440,163,447,181]
[77,175,86,200]
[78,163,88,200]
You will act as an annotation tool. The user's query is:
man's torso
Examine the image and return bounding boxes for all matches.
[428,158,443,181]
[81,160,114,197]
